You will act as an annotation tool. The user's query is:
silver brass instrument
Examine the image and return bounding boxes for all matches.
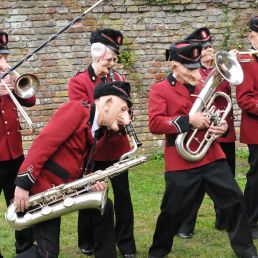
[175,51,243,162]
[5,155,147,230]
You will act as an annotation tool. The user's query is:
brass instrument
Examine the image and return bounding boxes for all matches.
[175,51,243,162]
[8,65,40,99]
[237,49,258,63]
[5,155,147,230]
[0,67,39,132]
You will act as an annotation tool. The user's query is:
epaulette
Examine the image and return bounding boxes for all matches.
[155,73,166,82]
[72,68,87,78]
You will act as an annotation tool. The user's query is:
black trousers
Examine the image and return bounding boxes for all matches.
[244,144,258,229]
[0,156,34,254]
[78,160,136,255]
[178,142,235,234]
[148,160,256,258]
[15,198,116,258]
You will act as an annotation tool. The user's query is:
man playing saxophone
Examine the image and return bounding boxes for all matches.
[13,81,133,258]
[148,40,258,258]
[0,31,35,257]
[68,28,136,258]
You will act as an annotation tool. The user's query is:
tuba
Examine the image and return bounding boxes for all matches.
[5,155,147,230]
[175,51,243,162]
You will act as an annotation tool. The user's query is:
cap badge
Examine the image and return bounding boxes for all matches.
[1,34,7,45]
[193,48,199,58]
[201,31,207,39]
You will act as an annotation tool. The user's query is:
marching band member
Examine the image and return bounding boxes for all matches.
[148,40,257,258]
[236,15,258,240]
[68,29,136,258]
[13,81,133,258]
[177,27,237,238]
[0,31,35,257]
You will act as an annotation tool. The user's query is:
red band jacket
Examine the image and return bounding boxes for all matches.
[199,66,236,143]
[148,74,225,172]
[0,94,36,161]
[15,101,93,194]
[236,55,258,144]
[68,64,130,161]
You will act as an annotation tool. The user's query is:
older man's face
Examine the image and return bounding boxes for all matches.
[97,48,118,76]
[103,96,131,132]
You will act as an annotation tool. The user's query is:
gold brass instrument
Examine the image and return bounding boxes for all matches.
[0,66,39,132]
[8,65,40,99]
[237,49,258,63]
[5,155,147,230]
[175,51,243,162]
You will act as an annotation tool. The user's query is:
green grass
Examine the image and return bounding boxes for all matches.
[0,156,255,258]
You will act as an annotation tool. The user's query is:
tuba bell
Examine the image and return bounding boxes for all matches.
[175,51,243,162]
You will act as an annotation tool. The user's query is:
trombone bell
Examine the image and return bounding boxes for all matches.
[14,73,40,99]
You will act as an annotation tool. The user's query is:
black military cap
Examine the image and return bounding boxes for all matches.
[94,81,132,107]
[185,27,212,47]
[90,29,123,54]
[168,40,202,69]
[0,31,10,55]
[248,16,258,32]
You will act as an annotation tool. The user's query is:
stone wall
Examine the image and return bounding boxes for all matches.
[1,0,257,155]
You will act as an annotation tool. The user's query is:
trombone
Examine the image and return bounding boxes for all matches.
[0,68,39,132]
[237,49,258,63]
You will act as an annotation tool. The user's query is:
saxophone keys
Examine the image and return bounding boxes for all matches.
[41,206,53,216]
[24,213,33,221]
[63,197,75,207]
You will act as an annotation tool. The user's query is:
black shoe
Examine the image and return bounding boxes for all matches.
[124,254,136,258]
[177,232,193,239]
[80,248,94,256]
[252,228,258,239]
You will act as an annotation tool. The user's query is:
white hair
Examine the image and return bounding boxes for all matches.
[91,42,107,62]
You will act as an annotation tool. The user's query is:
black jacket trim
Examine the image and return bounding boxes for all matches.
[44,159,70,182]
[173,115,190,133]
[15,172,35,191]
[88,64,97,82]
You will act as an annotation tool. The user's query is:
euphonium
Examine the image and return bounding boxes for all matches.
[5,155,147,230]
[175,51,243,162]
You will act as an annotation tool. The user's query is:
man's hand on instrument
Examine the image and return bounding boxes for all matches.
[189,112,210,130]
[91,180,107,192]
[208,120,228,139]
[0,75,14,96]
[14,186,30,212]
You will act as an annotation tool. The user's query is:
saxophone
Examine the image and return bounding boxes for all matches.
[5,155,147,230]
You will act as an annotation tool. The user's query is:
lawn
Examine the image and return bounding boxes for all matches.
[0,151,256,258]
